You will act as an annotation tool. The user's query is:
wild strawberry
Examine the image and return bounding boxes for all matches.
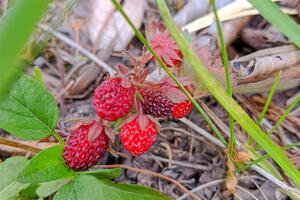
[120,114,158,156]
[63,120,108,171]
[93,77,135,121]
[140,88,174,118]
[147,22,183,68]
[172,100,193,119]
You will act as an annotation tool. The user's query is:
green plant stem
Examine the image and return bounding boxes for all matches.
[267,94,300,136]
[258,72,281,125]
[249,71,281,146]
[51,130,65,145]
[111,0,227,146]
[34,66,45,85]
[210,0,235,159]
[156,0,300,187]
[237,142,300,173]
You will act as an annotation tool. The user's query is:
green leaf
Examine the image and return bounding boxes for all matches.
[53,175,103,200]
[34,66,45,86]
[155,0,300,187]
[17,145,76,183]
[36,179,70,198]
[53,182,76,200]
[0,74,59,140]
[54,175,170,200]
[0,157,29,200]
[248,0,300,48]
[97,179,171,200]
[79,168,122,180]
[19,183,40,199]
[0,0,51,101]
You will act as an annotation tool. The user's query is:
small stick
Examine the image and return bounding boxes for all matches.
[39,24,116,76]
[94,164,201,200]
[142,154,210,170]
[0,137,41,153]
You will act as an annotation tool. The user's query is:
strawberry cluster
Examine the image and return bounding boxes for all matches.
[63,22,194,171]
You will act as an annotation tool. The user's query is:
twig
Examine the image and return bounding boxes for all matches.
[160,142,173,168]
[251,165,300,196]
[39,24,116,76]
[234,193,244,200]
[161,127,209,144]
[94,164,201,200]
[250,179,269,200]
[180,118,225,148]
[178,179,224,200]
[142,154,210,170]
[178,175,263,200]
[236,185,260,200]
[0,137,41,153]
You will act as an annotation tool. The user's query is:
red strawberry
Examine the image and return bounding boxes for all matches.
[140,88,174,118]
[120,114,158,155]
[63,120,108,171]
[93,77,135,121]
[172,100,193,119]
[148,22,183,68]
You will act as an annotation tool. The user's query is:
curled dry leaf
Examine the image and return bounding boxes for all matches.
[63,63,101,97]
[241,26,289,50]
[88,0,145,51]
[234,151,252,164]
[232,50,300,80]
[174,0,210,27]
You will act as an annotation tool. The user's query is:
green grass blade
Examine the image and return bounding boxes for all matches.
[111,0,227,146]
[258,72,281,125]
[268,94,300,135]
[210,0,235,158]
[156,0,300,187]
[0,0,51,101]
[34,66,45,86]
[248,0,300,48]
[238,142,300,173]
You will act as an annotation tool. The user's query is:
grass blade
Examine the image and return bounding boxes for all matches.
[248,0,300,48]
[156,0,300,187]
[268,94,300,135]
[210,0,235,159]
[238,142,300,173]
[34,66,45,86]
[0,0,51,101]
[258,72,281,125]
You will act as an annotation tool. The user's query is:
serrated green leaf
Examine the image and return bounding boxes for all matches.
[36,179,70,198]
[0,74,59,140]
[0,157,29,200]
[79,168,122,180]
[53,182,76,200]
[53,174,171,200]
[53,175,103,200]
[54,175,170,200]
[19,183,39,199]
[97,179,171,200]
[17,145,75,183]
